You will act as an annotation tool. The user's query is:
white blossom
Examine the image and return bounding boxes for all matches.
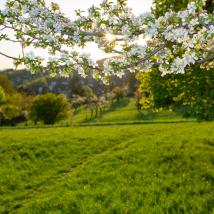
[0,0,213,80]
[26,51,36,60]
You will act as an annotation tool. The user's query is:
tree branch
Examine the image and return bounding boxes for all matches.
[0,26,8,31]
[0,51,19,60]
[203,49,214,54]
[195,55,214,64]
[123,44,166,69]
[111,49,123,54]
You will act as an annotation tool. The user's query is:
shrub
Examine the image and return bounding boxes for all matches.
[29,93,70,124]
[0,104,21,120]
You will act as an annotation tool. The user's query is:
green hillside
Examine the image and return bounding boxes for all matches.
[70,98,195,125]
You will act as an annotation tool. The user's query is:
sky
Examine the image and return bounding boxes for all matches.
[0,0,153,70]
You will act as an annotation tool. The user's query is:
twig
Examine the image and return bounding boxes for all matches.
[0,51,19,60]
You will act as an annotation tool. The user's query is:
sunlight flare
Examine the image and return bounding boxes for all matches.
[105,33,116,42]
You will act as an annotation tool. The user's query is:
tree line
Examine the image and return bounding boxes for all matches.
[0,74,128,125]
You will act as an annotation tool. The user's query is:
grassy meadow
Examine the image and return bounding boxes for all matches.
[0,99,214,213]
[69,98,195,125]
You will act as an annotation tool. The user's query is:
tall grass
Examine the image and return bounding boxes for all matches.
[0,122,213,213]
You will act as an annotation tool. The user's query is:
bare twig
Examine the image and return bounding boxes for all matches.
[0,51,19,60]
[123,44,166,69]
[196,55,214,64]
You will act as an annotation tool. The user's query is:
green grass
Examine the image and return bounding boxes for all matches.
[15,98,195,128]
[70,98,195,125]
[0,122,214,213]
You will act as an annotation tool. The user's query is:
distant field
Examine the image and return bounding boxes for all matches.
[0,122,214,213]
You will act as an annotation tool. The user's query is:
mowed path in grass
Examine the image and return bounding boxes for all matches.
[0,122,214,213]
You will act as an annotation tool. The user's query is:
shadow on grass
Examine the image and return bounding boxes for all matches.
[82,98,130,123]
[108,98,130,110]
[136,107,195,121]
[0,120,199,131]
[132,108,164,121]
[82,100,193,123]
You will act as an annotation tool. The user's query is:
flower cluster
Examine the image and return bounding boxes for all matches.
[0,0,213,82]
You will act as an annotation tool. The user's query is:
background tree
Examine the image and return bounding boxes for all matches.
[137,66,214,120]
[89,95,109,118]
[0,104,21,121]
[0,92,26,124]
[111,87,127,102]
[0,77,28,125]
[78,85,94,98]
[0,86,6,105]
[71,95,86,113]
[152,0,213,17]
[0,74,15,95]
[136,0,214,120]
[136,72,154,109]
[18,77,49,95]
[134,90,142,110]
